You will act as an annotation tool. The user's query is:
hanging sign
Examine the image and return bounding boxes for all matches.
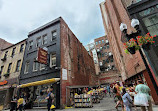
[37,48,48,64]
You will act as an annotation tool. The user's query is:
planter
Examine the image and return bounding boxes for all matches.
[142,42,150,50]
[127,46,136,54]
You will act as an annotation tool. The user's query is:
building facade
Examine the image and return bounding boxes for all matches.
[94,36,120,84]
[0,39,26,109]
[100,0,158,104]
[19,17,96,109]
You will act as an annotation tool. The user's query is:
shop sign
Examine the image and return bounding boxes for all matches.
[37,48,48,64]
[0,80,8,86]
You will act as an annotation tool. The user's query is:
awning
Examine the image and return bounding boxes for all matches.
[18,78,60,88]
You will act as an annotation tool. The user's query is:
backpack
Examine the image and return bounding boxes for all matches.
[113,87,117,93]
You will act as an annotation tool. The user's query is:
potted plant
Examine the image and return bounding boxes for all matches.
[123,38,140,54]
[137,33,156,50]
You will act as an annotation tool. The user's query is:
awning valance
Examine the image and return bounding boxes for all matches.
[18,78,60,88]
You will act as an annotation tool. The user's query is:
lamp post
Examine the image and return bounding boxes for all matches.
[120,19,158,95]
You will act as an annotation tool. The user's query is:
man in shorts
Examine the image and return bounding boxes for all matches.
[114,81,124,110]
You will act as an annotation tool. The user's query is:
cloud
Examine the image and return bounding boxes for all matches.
[0,0,105,45]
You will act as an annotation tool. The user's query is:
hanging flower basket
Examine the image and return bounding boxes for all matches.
[137,33,156,49]
[123,38,139,54]
[142,42,150,50]
[127,46,136,54]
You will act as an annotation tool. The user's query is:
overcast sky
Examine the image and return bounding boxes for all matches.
[0,0,105,45]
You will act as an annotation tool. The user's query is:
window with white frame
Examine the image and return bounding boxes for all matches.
[33,61,39,71]
[40,63,46,70]
[52,31,57,41]
[50,53,56,67]
[36,37,41,47]
[43,34,47,45]
[102,40,104,43]
[99,41,101,44]
[24,61,29,74]
[29,41,33,50]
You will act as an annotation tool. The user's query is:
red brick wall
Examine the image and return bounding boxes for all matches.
[100,0,145,81]
[0,38,12,54]
[60,18,97,106]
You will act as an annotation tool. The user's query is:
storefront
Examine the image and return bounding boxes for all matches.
[0,78,18,110]
[18,78,60,109]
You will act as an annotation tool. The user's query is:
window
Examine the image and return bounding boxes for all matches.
[96,42,98,45]
[102,40,104,43]
[109,52,112,56]
[40,63,46,70]
[99,41,101,44]
[52,31,57,41]
[29,41,33,50]
[106,59,109,63]
[24,61,29,74]
[136,0,142,3]
[11,47,16,57]
[142,13,158,36]
[20,44,24,52]
[7,63,12,73]
[106,40,109,43]
[4,51,8,58]
[16,60,21,72]
[50,53,56,67]
[107,45,109,49]
[33,61,39,71]
[36,37,41,47]
[99,62,103,66]
[43,35,47,45]
[0,66,4,76]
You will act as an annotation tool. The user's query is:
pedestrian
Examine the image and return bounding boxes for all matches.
[45,88,55,111]
[135,80,153,111]
[17,95,24,111]
[107,85,111,97]
[122,88,133,111]
[114,81,124,111]
[10,94,17,111]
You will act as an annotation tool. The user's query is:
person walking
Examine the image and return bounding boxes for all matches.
[114,81,124,111]
[122,88,133,111]
[135,80,153,111]
[46,88,55,111]
[10,94,17,111]
[107,85,111,97]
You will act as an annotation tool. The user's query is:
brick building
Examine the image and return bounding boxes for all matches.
[0,38,12,55]
[19,17,96,109]
[100,0,158,104]
[0,39,26,110]
[94,36,120,84]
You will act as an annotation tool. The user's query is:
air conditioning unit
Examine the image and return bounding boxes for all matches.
[100,62,103,66]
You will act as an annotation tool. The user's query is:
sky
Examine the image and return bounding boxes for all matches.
[0,0,105,45]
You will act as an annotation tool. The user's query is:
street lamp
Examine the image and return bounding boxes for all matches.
[120,18,158,95]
